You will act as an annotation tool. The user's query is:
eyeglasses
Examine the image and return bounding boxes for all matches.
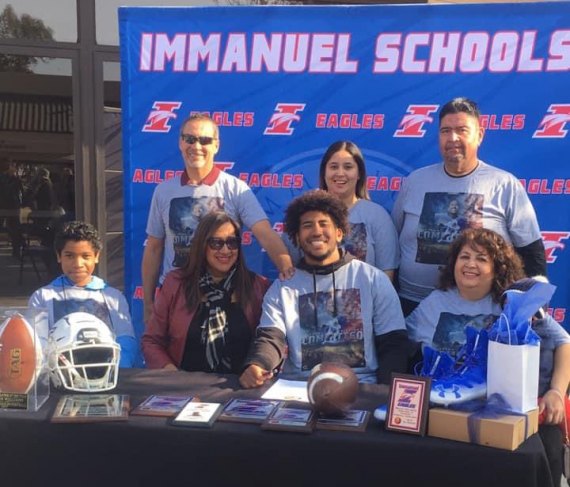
[180,134,217,146]
[207,236,241,251]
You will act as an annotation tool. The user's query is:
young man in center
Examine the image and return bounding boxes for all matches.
[240,190,409,387]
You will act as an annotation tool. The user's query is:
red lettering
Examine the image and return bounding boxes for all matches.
[552,179,563,194]
[362,114,372,129]
[133,169,143,183]
[244,112,254,126]
[513,114,525,129]
[373,114,384,129]
[293,175,303,188]
[391,177,402,191]
[377,177,389,191]
[133,286,144,299]
[548,308,566,323]
[282,174,292,188]
[500,115,513,130]
[327,114,339,128]
[540,179,551,194]
[316,113,326,128]
[242,231,253,245]
[528,179,540,194]
[249,173,260,187]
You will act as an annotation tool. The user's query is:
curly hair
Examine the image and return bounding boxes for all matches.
[284,189,349,245]
[439,228,525,302]
[319,141,370,200]
[54,221,102,255]
[180,212,254,311]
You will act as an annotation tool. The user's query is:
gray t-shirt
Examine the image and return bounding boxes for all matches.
[146,170,267,282]
[392,161,542,302]
[405,287,500,357]
[258,259,405,383]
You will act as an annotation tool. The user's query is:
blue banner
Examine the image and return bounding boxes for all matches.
[119,3,570,346]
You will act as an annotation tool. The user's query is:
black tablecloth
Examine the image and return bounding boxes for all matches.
[0,369,554,487]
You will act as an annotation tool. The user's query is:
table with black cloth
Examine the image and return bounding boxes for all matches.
[0,369,554,487]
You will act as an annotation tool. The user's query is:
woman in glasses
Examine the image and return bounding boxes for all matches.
[286,141,399,281]
[142,212,270,373]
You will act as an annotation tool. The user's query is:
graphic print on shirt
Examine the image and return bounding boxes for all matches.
[169,196,224,267]
[432,311,498,357]
[53,298,112,329]
[343,222,367,262]
[416,192,483,265]
[299,288,365,371]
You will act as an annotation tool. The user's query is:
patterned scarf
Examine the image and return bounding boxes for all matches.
[198,267,236,371]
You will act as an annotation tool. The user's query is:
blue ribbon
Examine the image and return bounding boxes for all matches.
[448,393,529,444]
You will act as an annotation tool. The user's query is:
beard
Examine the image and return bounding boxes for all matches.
[302,246,337,264]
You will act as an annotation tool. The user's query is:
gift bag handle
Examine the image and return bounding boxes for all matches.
[498,312,512,345]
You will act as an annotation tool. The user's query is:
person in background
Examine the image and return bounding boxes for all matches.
[143,212,270,373]
[29,220,136,367]
[0,160,23,258]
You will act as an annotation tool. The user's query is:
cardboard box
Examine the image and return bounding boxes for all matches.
[428,407,539,450]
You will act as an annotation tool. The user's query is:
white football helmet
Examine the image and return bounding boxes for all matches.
[48,312,120,392]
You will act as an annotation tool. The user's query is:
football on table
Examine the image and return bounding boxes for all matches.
[0,313,42,393]
[307,362,359,416]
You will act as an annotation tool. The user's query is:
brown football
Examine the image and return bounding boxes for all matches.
[307,362,359,417]
[0,314,39,393]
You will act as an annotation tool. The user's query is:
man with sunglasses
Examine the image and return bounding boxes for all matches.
[240,190,410,388]
[142,114,293,323]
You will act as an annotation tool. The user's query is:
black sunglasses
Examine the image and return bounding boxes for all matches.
[207,236,241,251]
[180,134,216,146]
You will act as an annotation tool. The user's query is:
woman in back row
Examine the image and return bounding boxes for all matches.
[286,140,399,280]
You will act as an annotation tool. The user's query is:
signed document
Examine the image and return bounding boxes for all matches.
[261,379,309,403]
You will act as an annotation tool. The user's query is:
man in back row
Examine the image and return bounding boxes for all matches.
[142,114,293,322]
[392,97,546,316]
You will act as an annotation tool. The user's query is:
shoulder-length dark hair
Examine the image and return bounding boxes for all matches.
[318,141,370,200]
[181,212,255,311]
[439,227,525,302]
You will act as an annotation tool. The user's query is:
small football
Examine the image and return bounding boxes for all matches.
[0,313,41,393]
[307,362,359,417]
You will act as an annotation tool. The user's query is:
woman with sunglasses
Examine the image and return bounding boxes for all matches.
[287,141,399,280]
[142,212,270,373]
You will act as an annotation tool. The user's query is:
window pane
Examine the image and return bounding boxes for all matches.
[0,55,74,303]
[0,1,77,43]
[96,0,217,46]
[102,61,123,289]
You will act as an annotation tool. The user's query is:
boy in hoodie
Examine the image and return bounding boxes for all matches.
[240,190,409,387]
[29,220,137,367]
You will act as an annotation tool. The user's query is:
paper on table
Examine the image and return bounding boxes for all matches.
[261,379,309,403]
